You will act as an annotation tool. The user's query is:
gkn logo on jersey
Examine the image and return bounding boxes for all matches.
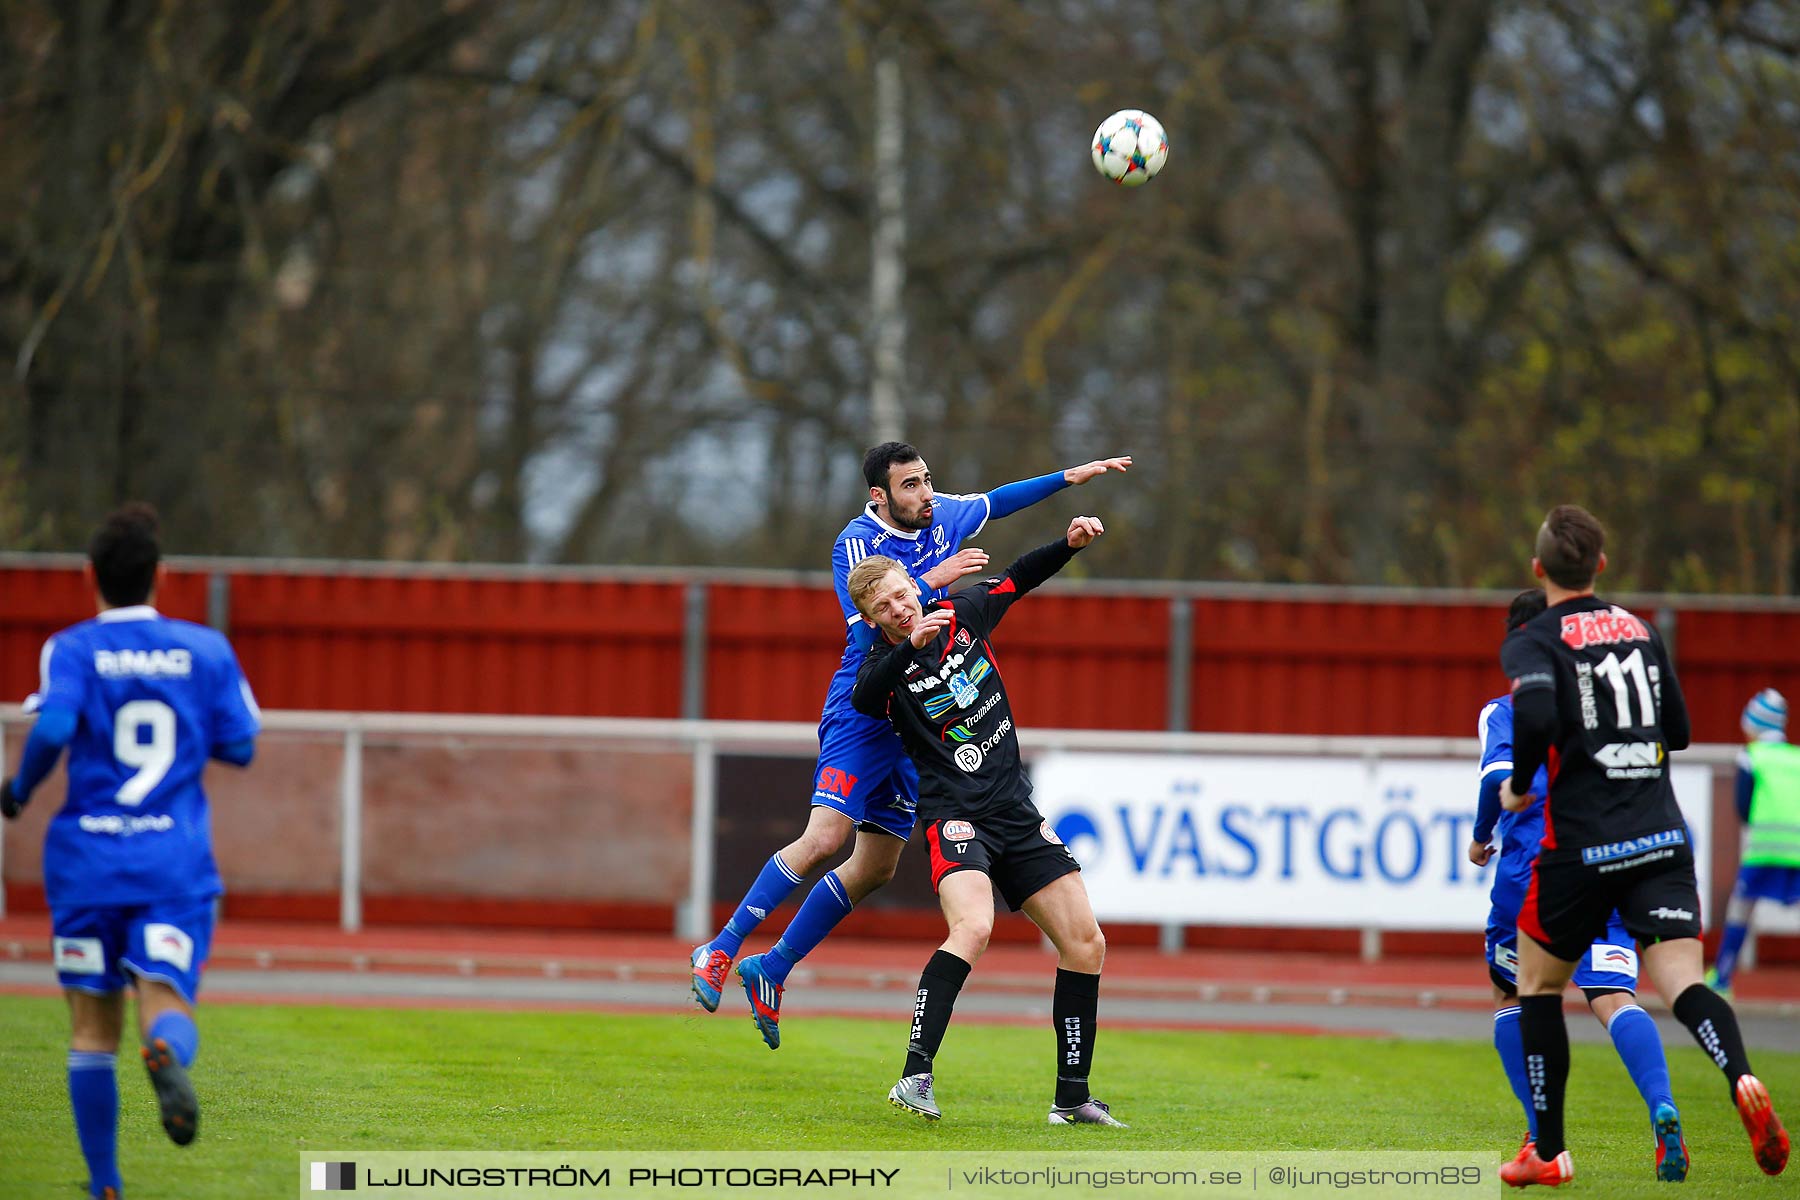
[1594,740,1664,779]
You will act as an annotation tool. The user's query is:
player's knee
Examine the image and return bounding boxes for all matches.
[786,831,844,874]
[1071,924,1105,972]
[864,855,899,890]
[950,914,993,954]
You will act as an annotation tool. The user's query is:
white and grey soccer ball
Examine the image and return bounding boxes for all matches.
[1091,109,1169,187]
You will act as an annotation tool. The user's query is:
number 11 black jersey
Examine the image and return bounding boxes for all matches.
[1499,595,1692,856]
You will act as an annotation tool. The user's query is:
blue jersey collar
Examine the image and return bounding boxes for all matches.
[863,502,924,541]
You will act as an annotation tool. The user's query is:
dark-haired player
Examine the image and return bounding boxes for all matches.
[690,442,1130,1050]
[850,515,1123,1127]
[1473,589,1682,1180]
[2,504,260,1200]
[1497,505,1787,1187]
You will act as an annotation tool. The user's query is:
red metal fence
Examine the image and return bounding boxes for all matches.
[5,555,1800,740]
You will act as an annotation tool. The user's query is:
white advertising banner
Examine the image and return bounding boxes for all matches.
[1032,752,1714,930]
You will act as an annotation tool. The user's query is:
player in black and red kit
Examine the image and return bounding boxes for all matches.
[848,515,1123,1128]
[1497,505,1787,1187]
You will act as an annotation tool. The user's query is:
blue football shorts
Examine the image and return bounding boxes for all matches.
[1487,905,1639,993]
[51,895,216,1004]
[810,709,919,840]
[1733,864,1800,905]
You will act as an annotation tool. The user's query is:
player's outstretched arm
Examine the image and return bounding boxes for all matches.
[983,456,1131,522]
[1008,515,1104,589]
[3,704,78,818]
[974,517,1106,635]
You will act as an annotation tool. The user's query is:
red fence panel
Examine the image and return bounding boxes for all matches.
[1668,608,1800,744]
[1188,596,1509,736]
[0,566,211,701]
[8,557,1800,737]
[704,583,843,721]
[225,572,688,716]
[976,592,1170,730]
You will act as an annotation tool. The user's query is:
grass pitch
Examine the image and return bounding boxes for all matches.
[0,997,1793,1198]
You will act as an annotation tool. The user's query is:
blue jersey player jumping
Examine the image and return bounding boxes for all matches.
[1,504,260,1200]
[1472,589,1684,1182]
[690,441,1130,1048]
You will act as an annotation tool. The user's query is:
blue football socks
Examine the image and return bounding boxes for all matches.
[1493,1005,1537,1140]
[1607,1002,1675,1116]
[68,1050,121,1199]
[148,1010,199,1067]
[763,871,855,986]
[711,853,805,959]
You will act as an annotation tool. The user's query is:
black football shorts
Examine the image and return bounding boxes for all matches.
[1521,833,1702,961]
[923,799,1080,911]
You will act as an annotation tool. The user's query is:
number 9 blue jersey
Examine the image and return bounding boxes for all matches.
[26,605,261,908]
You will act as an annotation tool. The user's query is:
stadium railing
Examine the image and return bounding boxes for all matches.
[5,706,1783,962]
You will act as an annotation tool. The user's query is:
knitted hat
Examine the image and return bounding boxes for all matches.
[1743,688,1789,742]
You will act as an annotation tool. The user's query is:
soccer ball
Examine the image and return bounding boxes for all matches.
[1091,109,1168,187]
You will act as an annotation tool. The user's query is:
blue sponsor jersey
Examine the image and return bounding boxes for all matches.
[822,493,992,717]
[27,606,261,908]
[1479,694,1550,897]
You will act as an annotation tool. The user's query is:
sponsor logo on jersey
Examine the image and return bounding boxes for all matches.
[947,691,1004,736]
[1581,827,1684,865]
[93,648,193,678]
[54,937,105,975]
[976,718,1013,755]
[1649,906,1694,922]
[144,923,194,973]
[953,744,984,772]
[908,650,970,694]
[948,671,978,709]
[1589,943,1639,979]
[1559,606,1650,651]
[1040,821,1063,846]
[77,813,176,836]
[815,767,859,798]
[1594,740,1664,779]
[943,820,976,842]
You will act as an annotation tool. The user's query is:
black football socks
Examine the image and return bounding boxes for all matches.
[1054,968,1101,1109]
[904,950,972,1078]
[1518,994,1570,1159]
[1673,982,1754,1098]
